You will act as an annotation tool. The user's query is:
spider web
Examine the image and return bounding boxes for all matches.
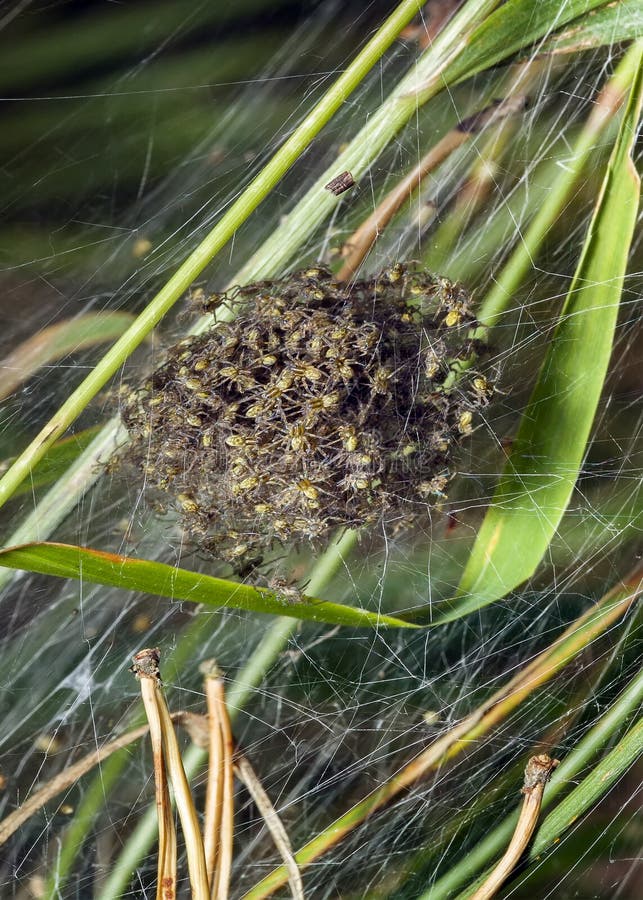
[0,2,641,898]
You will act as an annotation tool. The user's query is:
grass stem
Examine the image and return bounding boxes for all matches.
[211,675,235,900]
[235,752,304,900]
[468,755,558,900]
[156,689,210,899]
[131,649,177,900]
[201,661,225,889]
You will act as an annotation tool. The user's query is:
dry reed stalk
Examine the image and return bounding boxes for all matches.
[468,754,559,900]
[131,649,177,900]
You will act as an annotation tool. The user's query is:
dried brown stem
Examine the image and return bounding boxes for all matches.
[337,96,525,280]
[156,688,210,900]
[0,712,207,848]
[212,678,235,900]
[235,753,304,900]
[201,660,225,889]
[400,0,461,48]
[0,723,146,846]
[131,648,177,900]
[428,58,546,272]
[240,562,641,899]
[468,754,559,900]
[337,129,467,279]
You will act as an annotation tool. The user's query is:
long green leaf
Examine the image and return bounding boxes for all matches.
[536,0,643,56]
[0,542,416,629]
[414,0,611,101]
[439,43,643,621]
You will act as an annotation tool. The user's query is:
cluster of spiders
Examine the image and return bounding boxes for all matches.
[121,263,491,565]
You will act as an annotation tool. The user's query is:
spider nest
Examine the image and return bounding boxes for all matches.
[121,263,491,565]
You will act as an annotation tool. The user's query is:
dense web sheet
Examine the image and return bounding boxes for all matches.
[0,2,641,898]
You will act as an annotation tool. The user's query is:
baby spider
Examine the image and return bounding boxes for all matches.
[219,364,256,392]
[285,361,325,383]
[470,374,494,406]
[288,424,317,453]
[370,366,392,395]
[268,576,305,605]
[199,289,226,315]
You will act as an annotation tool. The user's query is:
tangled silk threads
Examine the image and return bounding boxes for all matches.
[121,264,491,563]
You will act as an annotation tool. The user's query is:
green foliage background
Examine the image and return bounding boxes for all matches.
[0,2,640,898]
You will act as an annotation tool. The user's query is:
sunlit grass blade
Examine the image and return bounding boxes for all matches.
[458,711,643,898]
[466,754,559,900]
[201,662,225,891]
[412,0,611,102]
[154,674,210,899]
[234,2,622,284]
[475,40,641,326]
[439,43,643,622]
[0,541,417,629]
[233,0,505,283]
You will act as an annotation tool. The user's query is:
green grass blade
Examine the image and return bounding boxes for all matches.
[234,1,614,285]
[536,0,643,56]
[0,541,416,629]
[0,426,104,499]
[415,0,611,100]
[0,0,423,514]
[0,423,127,595]
[476,40,641,327]
[423,661,643,899]
[527,718,643,858]
[233,0,504,284]
[440,42,643,622]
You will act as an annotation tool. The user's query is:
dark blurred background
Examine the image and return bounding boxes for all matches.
[0,0,394,274]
